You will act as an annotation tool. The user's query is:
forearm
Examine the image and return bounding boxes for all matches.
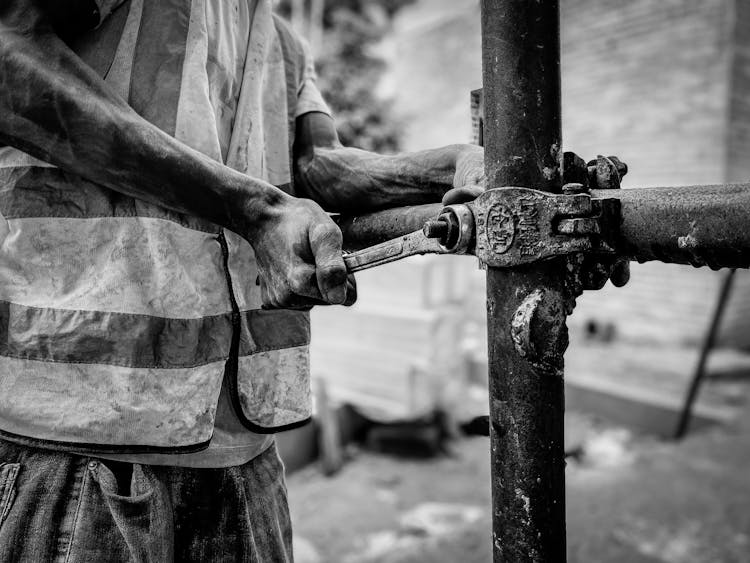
[0,4,284,237]
[296,144,466,213]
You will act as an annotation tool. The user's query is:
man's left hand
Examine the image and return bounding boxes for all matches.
[443,145,485,205]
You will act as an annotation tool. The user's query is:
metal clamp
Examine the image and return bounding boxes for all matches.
[470,187,605,268]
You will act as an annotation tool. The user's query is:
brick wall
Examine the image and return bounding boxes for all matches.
[561,0,730,187]
[560,0,747,347]
[371,0,750,349]
[309,0,750,412]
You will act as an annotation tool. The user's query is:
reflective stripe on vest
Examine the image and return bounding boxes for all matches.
[0,0,313,451]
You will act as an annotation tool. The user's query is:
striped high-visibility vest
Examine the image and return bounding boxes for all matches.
[0,0,315,454]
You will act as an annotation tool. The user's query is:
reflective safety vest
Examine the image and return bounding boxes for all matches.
[0,0,315,453]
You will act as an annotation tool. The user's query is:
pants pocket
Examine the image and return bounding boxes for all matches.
[0,463,20,529]
[89,461,172,562]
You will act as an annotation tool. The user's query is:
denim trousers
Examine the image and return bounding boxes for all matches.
[0,440,292,562]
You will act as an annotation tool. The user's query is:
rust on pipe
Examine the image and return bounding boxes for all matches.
[593,184,750,269]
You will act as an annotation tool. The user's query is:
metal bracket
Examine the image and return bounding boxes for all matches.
[471,187,612,268]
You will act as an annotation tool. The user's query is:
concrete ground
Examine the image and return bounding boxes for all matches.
[287,402,750,562]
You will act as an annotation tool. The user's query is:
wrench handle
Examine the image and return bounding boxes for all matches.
[342,230,448,273]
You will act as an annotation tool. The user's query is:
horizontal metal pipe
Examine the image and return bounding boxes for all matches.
[338,184,750,269]
[335,204,442,250]
[593,183,750,269]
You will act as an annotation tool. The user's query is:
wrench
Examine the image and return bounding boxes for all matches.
[342,229,449,273]
[342,204,475,273]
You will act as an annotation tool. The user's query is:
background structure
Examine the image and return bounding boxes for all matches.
[282,2,750,561]
[308,0,750,421]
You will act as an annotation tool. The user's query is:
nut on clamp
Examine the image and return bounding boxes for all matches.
[422,204,475,255]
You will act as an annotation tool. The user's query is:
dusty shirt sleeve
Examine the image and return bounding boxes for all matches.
[295,46,331,118]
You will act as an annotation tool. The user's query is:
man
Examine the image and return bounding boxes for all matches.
[0,0,486,560]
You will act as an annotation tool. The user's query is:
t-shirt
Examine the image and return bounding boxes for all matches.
[75,0,330,467]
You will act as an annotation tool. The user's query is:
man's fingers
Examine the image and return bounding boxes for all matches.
[342,274,357,306]
[442,185,484,205]
[580,259,610,291]
[261,265,323,309]
[261,298,317,311]
[562,152,589,186]
[289,264,324,300]
[259,272,355,310]
[580,255,632,291]
[260,264,354,309]
[309,222,348,304]
[453,147,485,189]
[610,258,631,287]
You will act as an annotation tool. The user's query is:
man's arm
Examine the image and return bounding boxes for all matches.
[293,112,484,214]
[293,112,631,289]
[0,0,350,307]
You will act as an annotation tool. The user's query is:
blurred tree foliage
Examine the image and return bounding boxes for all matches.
[277,0,415,152]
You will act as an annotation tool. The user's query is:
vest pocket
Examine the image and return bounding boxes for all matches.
[0,463,20,529]
[234,344,313,433]
[222,244,313,433]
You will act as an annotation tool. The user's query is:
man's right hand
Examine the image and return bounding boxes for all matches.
[250,196,356,310]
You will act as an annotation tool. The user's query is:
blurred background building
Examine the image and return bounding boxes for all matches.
[279,2,750,561]
[280,0,750,429]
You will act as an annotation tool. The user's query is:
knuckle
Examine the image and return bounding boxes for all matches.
[311,223,342,248]
[325,221,343,241]
[288,277,306,294]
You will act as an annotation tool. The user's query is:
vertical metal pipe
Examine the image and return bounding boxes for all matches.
[481,1,567,561]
